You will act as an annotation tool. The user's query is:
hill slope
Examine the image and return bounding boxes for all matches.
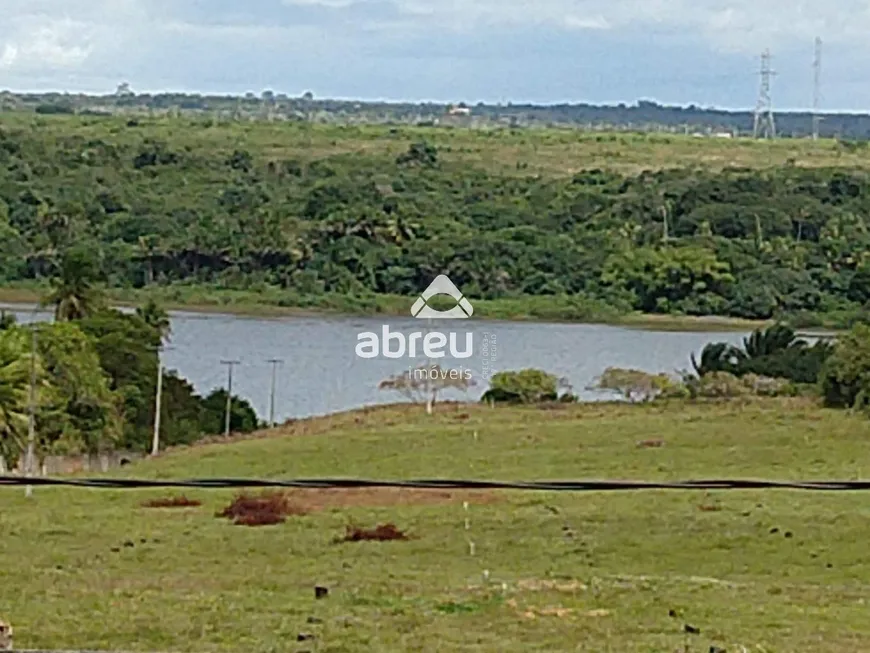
[3,114,870,325]
[2,400,870,652]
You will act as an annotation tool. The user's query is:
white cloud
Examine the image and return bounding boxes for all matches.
[335,0,870,54]
[0,18,93,70]
[0,0,867,107]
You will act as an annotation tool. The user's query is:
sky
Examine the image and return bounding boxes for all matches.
[0,0,869,112]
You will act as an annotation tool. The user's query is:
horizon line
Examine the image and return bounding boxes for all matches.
[2,88,868,116]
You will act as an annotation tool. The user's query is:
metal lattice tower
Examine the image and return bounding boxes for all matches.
[753,49,777,139]
[812,37,822,140]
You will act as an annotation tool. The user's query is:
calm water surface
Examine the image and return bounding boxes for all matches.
[1,303,751,423]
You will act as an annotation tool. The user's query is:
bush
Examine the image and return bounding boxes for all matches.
[481,369,575,404]
[590,367,686,402]
[685,371,750,398]
[690,323,834,385]
[682,371,800,399]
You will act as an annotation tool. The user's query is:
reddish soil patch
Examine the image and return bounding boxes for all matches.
[274,487,500,512]
[141,495,202,508]
[342,523,409,542]
[217,491,307,527]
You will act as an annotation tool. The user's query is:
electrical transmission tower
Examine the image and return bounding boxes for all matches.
[812,37,822,140]
[753,49,777,139]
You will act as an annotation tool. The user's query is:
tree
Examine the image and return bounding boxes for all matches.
[690,324,833,385]
[199,389,260,435]
[820,324,870,410]
[0,331,31,471]
[136,299,172,342]
[379,364,476,414]
[44,246,105,321]
[77,310,160,450]
[396,141,438,167]
[691,341,742,377]
[33,322,121,457]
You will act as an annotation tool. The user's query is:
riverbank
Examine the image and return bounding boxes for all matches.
[0,284,849,333]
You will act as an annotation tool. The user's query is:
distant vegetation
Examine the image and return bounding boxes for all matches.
[0,249,260,472]
[589,321,870,417]
[4,90,870,138]
[2,113,870,326]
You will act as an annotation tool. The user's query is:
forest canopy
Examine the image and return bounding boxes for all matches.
[2,115,870,326]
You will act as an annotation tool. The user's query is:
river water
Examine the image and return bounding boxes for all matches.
[1,303,751,423]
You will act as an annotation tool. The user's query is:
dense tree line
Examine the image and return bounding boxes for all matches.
[2,118,870,324]
[0,251,260,471]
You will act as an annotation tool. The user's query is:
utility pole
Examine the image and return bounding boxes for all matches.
[24,325,37,498]
[753,49,777,139]
[150,346,172,456]
[221,360,240,437]
[266,359,284,426]
[812,37,823,140]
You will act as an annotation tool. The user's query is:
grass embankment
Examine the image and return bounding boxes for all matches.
[0,284,792,332]
[3,399,870,652]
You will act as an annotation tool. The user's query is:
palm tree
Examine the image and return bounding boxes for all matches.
[0,334,30,472]
[741,324,802,359]
[691,341,743,377]
[136,299,171,342]
[43,247,104,321]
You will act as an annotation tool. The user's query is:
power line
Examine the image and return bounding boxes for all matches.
[753,49,777,139]
[220,360,241,437]
[5,477,870,491]
[24,324,37,498]
[812,37,823,140]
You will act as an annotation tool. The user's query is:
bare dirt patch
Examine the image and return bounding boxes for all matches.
[141,495,202,508]
[341,523,409,542]
[217,491,307,527]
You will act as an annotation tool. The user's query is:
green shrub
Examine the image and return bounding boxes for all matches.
[820,324,870,411]
[590,367,686,402]
[481,369,575,404]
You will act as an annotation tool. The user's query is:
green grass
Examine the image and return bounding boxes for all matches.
[4,399,870,651]
[4,112,870,177]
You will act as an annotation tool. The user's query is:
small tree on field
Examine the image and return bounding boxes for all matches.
[379,364,475,414]
[590,367,684,403]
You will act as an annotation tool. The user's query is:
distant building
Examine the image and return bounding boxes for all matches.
[447,104,471,116]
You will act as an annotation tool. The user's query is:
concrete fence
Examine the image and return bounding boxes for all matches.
[3,451,144,476]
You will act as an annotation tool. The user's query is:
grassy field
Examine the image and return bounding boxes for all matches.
[5,112,870,177]
[3,399,870,652]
